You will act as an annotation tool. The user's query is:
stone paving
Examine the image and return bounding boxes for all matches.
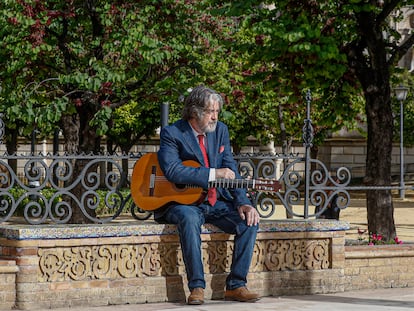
[34,287,414,311]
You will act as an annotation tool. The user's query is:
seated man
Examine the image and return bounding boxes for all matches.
[315,178,340,220]
[156,85,260,305]
[315,196,340,220]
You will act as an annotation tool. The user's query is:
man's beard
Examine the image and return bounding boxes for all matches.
[203,121,217,133]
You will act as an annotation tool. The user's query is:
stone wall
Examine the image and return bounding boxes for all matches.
[318,138,414,179]
[344,244,414,290]
[0,260,18,310]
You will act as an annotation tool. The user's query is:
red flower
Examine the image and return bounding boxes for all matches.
[101,100,111,107]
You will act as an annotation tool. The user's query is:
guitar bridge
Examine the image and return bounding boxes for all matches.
[149,165,156,196]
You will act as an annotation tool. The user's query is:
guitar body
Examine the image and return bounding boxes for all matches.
[130,153,204,211]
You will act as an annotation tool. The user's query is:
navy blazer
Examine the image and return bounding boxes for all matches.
[157,119,252,213]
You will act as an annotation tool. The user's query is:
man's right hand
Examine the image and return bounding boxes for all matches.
[216,168,236,179]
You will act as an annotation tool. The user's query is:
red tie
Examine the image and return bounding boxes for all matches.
[198,135,217,206]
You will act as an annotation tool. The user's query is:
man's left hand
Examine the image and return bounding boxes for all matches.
[238,205,260,226]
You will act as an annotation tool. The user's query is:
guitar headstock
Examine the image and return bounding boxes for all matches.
[254,179,282,193]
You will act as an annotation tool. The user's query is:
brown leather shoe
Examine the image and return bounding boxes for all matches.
[225,287,260,302]
[188,287,204,305]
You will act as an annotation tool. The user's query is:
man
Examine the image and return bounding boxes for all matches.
[156,85,260,305]
[315,177,340,220]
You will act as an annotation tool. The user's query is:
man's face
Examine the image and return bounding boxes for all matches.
[195,100,220,134]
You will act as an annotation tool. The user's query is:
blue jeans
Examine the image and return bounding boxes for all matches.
[163,200,258,291]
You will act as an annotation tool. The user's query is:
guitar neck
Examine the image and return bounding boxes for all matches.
[208,178,280,192]
[208,179,255,190]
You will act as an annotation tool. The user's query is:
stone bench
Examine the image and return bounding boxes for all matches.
[0,219,349,310]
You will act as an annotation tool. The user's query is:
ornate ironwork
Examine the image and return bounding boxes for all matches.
[0,153,151,224]
[302,90,314,148]
[0,150,351,224]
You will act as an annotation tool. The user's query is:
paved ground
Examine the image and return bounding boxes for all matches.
[37,287,414,311]
[36,191,414,311]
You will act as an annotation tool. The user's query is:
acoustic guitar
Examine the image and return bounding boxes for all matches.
[130,152,281,211]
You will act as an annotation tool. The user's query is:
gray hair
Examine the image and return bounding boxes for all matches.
[181,85,223,120]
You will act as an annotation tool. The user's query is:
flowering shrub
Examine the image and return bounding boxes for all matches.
[357,228,403,245]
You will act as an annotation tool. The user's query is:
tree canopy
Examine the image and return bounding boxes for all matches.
[0,0,413,235]
[0,0,368,154]
[0,0,229,153]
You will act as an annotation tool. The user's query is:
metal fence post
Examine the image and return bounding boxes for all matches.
[303,90,314,218]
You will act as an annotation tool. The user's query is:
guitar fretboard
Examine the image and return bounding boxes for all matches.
[208,179,277,192]
[209,178,255,189]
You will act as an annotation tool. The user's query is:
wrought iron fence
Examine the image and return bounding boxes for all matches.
[0,150,347,224]
[0,153,147,224]
[0,91,411,225]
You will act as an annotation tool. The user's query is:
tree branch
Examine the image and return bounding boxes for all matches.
[376,0,399,25]
[388,32,414,66]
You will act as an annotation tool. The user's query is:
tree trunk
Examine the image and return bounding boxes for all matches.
[5,128,18,173]
[364,90,396,241]
[349,9,397,242]
[61,113,100,224]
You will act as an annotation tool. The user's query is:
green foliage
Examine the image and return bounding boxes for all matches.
[207,0,366,150]
[6,186,59,217]
[94,188,131,216]
[0,0,227,152]
[405,101,414,147]
[107,101,160,151]
[0,0,408,155]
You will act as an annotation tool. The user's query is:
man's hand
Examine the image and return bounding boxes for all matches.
[216,168,236,179]
[238,204,260,226]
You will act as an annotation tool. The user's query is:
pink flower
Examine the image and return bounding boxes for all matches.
[394,237,403,244]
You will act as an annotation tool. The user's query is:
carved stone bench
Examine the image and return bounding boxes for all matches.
[0,219,349,310]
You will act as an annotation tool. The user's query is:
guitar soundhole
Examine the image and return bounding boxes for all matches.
[175,184,186,190]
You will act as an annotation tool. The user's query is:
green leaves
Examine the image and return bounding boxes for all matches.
[90,106,113,136]
[210,0,367,149]
[0,0,385,155]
